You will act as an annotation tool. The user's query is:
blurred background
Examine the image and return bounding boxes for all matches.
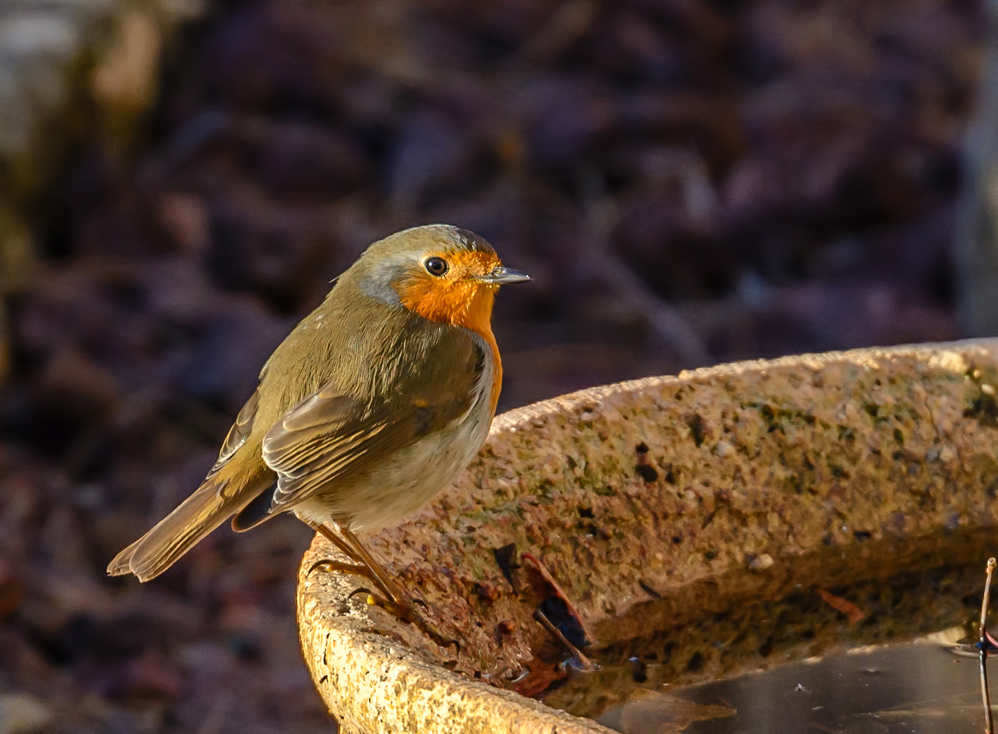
[0,0,990,730]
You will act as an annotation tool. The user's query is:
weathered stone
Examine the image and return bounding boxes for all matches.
[298,340,998,733]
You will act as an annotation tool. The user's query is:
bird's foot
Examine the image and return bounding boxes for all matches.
[363,589,459,652]
[308,559,458,651]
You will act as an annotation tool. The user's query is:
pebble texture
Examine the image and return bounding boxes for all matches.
[299,340,998,732]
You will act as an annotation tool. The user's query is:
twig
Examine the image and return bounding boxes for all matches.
[984,655,993,734]
[534,608,596,672]
[521,553,594,645]
[980,557,996,734]
[980,558,995,641]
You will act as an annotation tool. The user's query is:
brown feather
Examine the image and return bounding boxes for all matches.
[106,469,273,582]
[262,323,481,511]
[209,388,259,478]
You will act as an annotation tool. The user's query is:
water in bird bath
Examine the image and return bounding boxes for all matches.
[597,635,983,733]
[539,526,998,733]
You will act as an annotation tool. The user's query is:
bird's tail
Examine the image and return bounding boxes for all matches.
[107,473,271,582]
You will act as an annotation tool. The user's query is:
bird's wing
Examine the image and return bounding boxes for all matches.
[207,388,259,481]
[261,345,484,512]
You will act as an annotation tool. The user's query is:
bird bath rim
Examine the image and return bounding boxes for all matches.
[297,339,998,733]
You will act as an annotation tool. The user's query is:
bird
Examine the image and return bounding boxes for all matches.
[108,224,529,618]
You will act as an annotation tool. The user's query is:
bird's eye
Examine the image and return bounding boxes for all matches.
[424,257,448,276]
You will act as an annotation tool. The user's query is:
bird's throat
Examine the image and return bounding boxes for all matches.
[398,279,494,336]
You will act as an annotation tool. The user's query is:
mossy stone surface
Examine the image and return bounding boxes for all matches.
[299,340,998,733]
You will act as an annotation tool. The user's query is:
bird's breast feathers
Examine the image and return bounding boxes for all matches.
[291,333,498,530]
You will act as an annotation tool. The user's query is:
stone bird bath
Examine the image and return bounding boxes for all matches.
[297,340,998,733]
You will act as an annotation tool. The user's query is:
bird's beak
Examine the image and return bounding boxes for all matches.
[476,266,531,285]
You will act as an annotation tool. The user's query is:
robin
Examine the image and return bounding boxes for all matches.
[108,224,528,619]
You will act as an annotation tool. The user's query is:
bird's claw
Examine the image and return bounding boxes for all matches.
[308,548,457,651]
[308,558,370,579]
[365,591,459,653]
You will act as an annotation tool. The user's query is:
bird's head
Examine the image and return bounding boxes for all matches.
[354,225,529,335]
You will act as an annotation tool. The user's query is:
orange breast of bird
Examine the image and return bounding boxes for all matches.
[395,249,504,413]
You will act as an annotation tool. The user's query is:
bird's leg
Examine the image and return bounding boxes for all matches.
[306,522,397,600]
[337,525,411,606]
[307,522,417,610]
[336,527,460,649]
[309,522,364,564]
